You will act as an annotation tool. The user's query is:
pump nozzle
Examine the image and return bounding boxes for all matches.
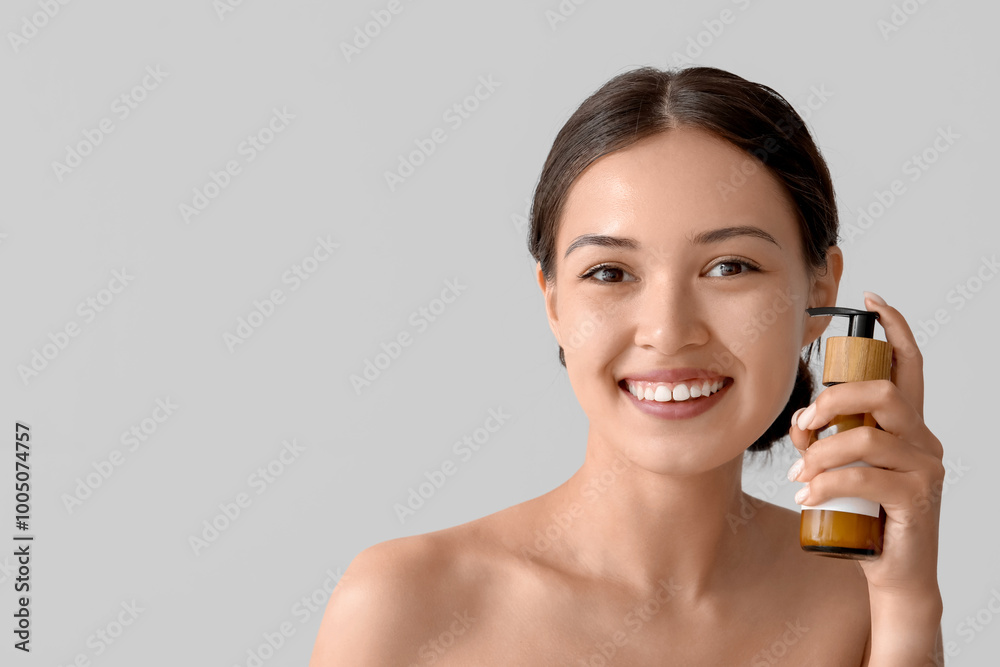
[807,306,879,339]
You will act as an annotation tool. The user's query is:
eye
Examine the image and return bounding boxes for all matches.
[705,257,762,278]
[578,263,636,283]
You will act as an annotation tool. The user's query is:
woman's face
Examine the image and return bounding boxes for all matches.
[538,126,842,474]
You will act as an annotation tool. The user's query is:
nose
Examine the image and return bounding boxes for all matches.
[632,278,711,355]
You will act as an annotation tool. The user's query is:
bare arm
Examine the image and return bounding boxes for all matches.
[865,589,944,667]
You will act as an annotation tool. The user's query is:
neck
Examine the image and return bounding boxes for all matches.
[533,434,765,601]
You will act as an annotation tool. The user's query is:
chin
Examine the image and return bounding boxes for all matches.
[593,426,748,477]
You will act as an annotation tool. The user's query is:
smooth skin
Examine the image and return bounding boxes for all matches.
[310,126,944,665]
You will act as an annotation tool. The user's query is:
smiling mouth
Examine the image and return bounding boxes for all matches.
[618,377,733,402]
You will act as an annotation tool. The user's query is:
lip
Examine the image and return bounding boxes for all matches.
[619,376,734,420]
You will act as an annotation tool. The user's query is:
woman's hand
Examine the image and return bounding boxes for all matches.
[787,291,944,663]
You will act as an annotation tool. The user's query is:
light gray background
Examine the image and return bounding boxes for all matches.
[2,0,997,664]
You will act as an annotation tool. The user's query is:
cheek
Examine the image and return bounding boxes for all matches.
[722,283,804,346]
[560,294,631,361]
[560,298,631,404]
[723,286,806,400]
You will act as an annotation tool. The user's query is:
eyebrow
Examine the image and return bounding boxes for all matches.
[563,225,781,258]
[563,234,638,258]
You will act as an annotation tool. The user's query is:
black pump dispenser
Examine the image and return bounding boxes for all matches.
[807,307,879,339]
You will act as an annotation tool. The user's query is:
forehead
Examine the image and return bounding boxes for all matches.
[557,126,800,250]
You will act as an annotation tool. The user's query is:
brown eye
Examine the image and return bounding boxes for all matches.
[595,267,625,282]
[717,262,743,276]
[706,258,761,278]
[579,264,636,283]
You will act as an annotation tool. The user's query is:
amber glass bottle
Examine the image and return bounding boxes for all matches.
[799,307,893,559]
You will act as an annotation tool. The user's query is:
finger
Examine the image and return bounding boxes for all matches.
[863,291,925,419]
[795,465,943,521]
[795,380,938,454]
[789,407,818,454]
[790,426,939,484]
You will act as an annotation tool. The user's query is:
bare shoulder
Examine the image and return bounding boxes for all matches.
[309,522,497,667]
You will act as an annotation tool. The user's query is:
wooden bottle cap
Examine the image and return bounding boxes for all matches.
[822,337,892,385]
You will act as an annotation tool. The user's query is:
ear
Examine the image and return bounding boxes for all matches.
[802,245,844,347]
[536,262,563,348]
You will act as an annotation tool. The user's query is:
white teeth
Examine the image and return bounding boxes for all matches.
[624,378,728,403]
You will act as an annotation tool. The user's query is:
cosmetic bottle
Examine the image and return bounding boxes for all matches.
[799,307,892,559]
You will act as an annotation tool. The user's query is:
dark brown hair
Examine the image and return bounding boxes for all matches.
[527,65,839,455]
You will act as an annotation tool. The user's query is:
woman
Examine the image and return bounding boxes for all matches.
[311,66,945,665]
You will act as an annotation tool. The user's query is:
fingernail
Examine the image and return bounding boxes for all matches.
[796,404,816,431]
[794,485,810,504]
[863,291,887,306]
[791,407,805,429]
[786,458,804,482]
